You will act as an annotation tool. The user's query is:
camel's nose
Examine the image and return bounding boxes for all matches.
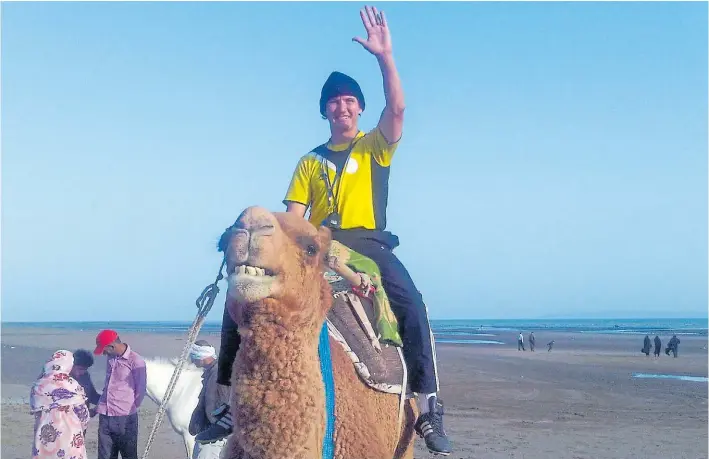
[228,207,277,265]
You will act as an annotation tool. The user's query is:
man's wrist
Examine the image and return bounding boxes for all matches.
[376,51,395,66]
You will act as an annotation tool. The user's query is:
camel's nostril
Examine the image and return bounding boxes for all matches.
[226,230,250,266]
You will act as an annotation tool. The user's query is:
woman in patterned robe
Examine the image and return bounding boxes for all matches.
[30,350,90,459]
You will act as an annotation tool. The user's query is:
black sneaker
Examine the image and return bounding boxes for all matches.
[414,396,452,456]
[195,404,233,444]
[211,403,230,418]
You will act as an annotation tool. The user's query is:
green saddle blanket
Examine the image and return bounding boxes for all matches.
[326,240,402,347]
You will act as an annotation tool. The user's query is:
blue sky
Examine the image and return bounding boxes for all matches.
[2,2,707,322]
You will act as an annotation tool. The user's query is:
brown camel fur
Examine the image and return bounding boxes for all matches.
[219,206,416,459]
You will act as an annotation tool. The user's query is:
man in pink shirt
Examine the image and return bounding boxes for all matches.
[93,329,147,459]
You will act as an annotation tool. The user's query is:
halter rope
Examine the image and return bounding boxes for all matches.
[140,259,225,459]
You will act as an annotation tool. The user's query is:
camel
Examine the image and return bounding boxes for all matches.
[218,206,417,459]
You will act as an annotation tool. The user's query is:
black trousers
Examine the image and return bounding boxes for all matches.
[216,230,440,394]
[98,413,138,459]
[217,306,240,386]
[339,233,439,393]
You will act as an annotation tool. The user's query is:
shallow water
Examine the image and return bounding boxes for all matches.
[632,372,708,383]
[436,339,505,345]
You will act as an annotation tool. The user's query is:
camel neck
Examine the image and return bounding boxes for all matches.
[233,318,325,458]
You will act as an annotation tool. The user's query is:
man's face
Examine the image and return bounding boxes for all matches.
[191,357,215,369]
[72,365,88,376]
[102,343,119,357]
[325,95,361,132]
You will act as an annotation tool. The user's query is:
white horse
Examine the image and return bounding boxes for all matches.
[144,357,203,459]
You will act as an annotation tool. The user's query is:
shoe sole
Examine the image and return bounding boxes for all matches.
[196,438,227,445]
[426,447,451,456]
[415,431,451,456]
[196,434,230,445]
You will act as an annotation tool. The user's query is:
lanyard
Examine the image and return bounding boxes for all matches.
[320,137,358,213]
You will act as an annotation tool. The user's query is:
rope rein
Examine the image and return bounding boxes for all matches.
[140,259,226,459]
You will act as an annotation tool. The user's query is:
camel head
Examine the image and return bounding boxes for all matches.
[218,206,333,332]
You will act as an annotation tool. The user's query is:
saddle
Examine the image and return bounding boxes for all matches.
[323,241,412,398]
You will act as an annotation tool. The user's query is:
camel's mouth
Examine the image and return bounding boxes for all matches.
[226,263,279,305]
[228,264,275,277]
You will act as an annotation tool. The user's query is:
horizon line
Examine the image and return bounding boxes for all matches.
[2,317,707,324]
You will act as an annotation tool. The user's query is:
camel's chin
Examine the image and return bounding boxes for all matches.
[227,273,278,304]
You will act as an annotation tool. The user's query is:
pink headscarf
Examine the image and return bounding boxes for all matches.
[30,350,86,413]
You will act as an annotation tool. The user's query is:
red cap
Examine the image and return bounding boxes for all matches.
[94,329,119,355]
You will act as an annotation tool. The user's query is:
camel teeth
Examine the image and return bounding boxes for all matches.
[235,265,269,276]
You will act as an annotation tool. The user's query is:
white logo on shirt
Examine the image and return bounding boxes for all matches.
[345,158,359,174]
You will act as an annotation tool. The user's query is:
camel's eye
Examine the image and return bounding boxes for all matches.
[296,235,319,258]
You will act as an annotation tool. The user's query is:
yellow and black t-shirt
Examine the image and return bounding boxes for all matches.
[283,128,399,230]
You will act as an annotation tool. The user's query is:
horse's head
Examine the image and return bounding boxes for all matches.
[218,206,333,333]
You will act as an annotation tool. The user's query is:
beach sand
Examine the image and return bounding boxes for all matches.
[2,326,707,459]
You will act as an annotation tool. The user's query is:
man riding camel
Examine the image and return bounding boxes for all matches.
[198,5,452,455]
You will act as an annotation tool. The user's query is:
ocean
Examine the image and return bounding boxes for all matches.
[3,318,706,345]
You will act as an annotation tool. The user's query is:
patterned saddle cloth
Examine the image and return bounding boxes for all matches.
[324,241,411,395]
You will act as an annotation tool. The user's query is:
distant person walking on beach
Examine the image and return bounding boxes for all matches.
[547,340,555,352]
[93,330,147,459]
[653,335,662,358]
[641,335,651,356]
[30,350,90,459]
[517,332,526,351]
[665,335,680,358]
[529,332,536,352]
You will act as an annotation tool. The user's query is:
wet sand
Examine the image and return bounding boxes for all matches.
[2,326,707,459]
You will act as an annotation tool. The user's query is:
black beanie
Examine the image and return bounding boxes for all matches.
[319,71,366,117]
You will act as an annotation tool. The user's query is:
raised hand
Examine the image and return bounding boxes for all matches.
[352,5,392,57]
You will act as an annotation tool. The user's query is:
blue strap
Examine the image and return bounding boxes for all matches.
[318,323,336,459]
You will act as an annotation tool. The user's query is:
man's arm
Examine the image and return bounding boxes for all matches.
[204,367,223,425]
[189,392,207,435]
[133,360,147,409]
[86,376,101,405]
[283,155,313,217]
[353,6,405,144]
[285,201,307,218]
[375,52,404,144]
